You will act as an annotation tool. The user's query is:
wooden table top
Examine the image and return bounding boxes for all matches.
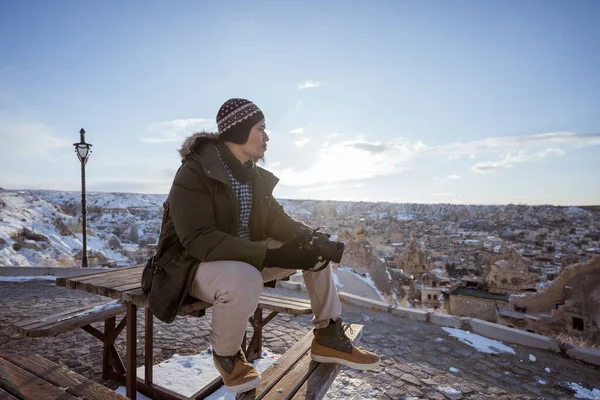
[56,266,312,316]
[56,266,212,314]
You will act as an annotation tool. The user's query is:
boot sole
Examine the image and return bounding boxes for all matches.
[225,376,261,393]
[311,353,380,371]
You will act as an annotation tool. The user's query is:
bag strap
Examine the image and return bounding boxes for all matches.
[161,200,170,230]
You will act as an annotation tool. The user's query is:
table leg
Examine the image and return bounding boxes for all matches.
[103,316,116,380]
[126,302,137,400]
[246,308,263,362]
[145,307,153,386]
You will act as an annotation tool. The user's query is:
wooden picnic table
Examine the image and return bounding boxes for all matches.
[56,266,313,400]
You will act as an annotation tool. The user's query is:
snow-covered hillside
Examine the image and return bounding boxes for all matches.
[0,190,165,267]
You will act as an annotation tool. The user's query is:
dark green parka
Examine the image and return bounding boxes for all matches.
[148,132,307,322]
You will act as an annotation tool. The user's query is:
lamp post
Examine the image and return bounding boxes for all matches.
[73,128,92,267]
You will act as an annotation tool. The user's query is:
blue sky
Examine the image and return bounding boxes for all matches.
[1,0,599,205]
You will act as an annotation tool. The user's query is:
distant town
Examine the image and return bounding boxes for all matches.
[1,189,599,347]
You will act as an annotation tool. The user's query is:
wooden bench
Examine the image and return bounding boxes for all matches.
[120,288,315,400]
[11,299,129,382]
[0,351,126,400]
[237,323,364,400]
[12,299,127,338]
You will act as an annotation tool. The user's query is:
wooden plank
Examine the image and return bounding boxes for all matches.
[3,353,126,400]
[15,301,112,330]
[15,302,127,338]
[121,288,149,307]
[121,289,213,316]
[0,386,18,400]
[144,308,153,385]
[292,324,363,400]
[56,266,141,288]
[77,271,143,295]
[257,299,312,315]
[99,282,143,300]
[13,300,126,337]
[254,329,314,399]
[259,295,311,308]
[0,356,79,400]
[126,302,138,400]
[259,300,311,312]
[81,272,143,291]
[260,292,311,306]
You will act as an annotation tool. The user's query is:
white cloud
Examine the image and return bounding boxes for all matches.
[432,192,453,197]
[297,80,320,90]
[0,122,70,161]
[431,131,600,158]
[271,131,598,187]
[471,148,565,173]
[294,137,310,148]
[141,118,214,143]
[272,139,418,186]
[324,132,343,139]
[447,174,461,179]
[290,127,304,134]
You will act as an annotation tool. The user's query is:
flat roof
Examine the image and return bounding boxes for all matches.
[451,287,510,302]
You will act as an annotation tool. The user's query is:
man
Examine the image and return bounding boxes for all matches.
[156,98,379,393]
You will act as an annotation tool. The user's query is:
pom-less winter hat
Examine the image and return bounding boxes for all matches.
[217,98,265,144]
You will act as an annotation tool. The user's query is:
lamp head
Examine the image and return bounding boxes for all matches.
[73,128,92,163]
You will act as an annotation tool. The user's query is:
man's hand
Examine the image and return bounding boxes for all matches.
[262,234,322,270]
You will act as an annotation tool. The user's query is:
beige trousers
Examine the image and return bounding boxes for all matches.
[188,238,342,356]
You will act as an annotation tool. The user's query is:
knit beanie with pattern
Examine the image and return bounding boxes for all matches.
[216,98,265,145]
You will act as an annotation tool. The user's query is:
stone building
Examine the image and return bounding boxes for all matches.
[483,248,535,294]
[503,257,600,342]
[446,284,509,322]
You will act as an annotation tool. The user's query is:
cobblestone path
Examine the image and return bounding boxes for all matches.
[1,280,599,399]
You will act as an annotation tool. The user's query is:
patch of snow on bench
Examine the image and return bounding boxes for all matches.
[55,300,123,323]
[123,348,279,398]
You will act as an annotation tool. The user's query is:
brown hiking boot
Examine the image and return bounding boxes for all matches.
[311,318,380,371]
[213,349,260,393]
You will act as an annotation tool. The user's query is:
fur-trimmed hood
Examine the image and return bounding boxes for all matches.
[179,131,219,159]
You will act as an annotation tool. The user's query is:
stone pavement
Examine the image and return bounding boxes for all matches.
[1,280,599,400]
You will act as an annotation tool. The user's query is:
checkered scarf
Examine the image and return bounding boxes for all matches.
[215,146,253,240]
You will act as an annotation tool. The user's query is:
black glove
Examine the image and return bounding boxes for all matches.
[262,234,322,270]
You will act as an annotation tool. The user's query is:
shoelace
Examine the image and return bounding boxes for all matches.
[342,322,354,335]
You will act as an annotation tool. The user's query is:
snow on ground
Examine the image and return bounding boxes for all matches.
[117,348,279,398]
[438,386,462,399]
[442,328,516,355]
[568,382,600,399]
[337,266,385,302]
[115,387,152,400]
[332,270,344,289]
[325,375,381,399]
[545,367,551,373]
[449,367,460,373]
[537,378,547,385]
[529,354,536,362]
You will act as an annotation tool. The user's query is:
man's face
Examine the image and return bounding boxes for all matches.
[241,119,269,160]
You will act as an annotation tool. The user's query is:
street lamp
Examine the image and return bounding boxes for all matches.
[73,128,92,267]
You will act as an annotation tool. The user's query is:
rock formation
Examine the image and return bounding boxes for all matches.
[396,236,429,276]
[483,248,534,292]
